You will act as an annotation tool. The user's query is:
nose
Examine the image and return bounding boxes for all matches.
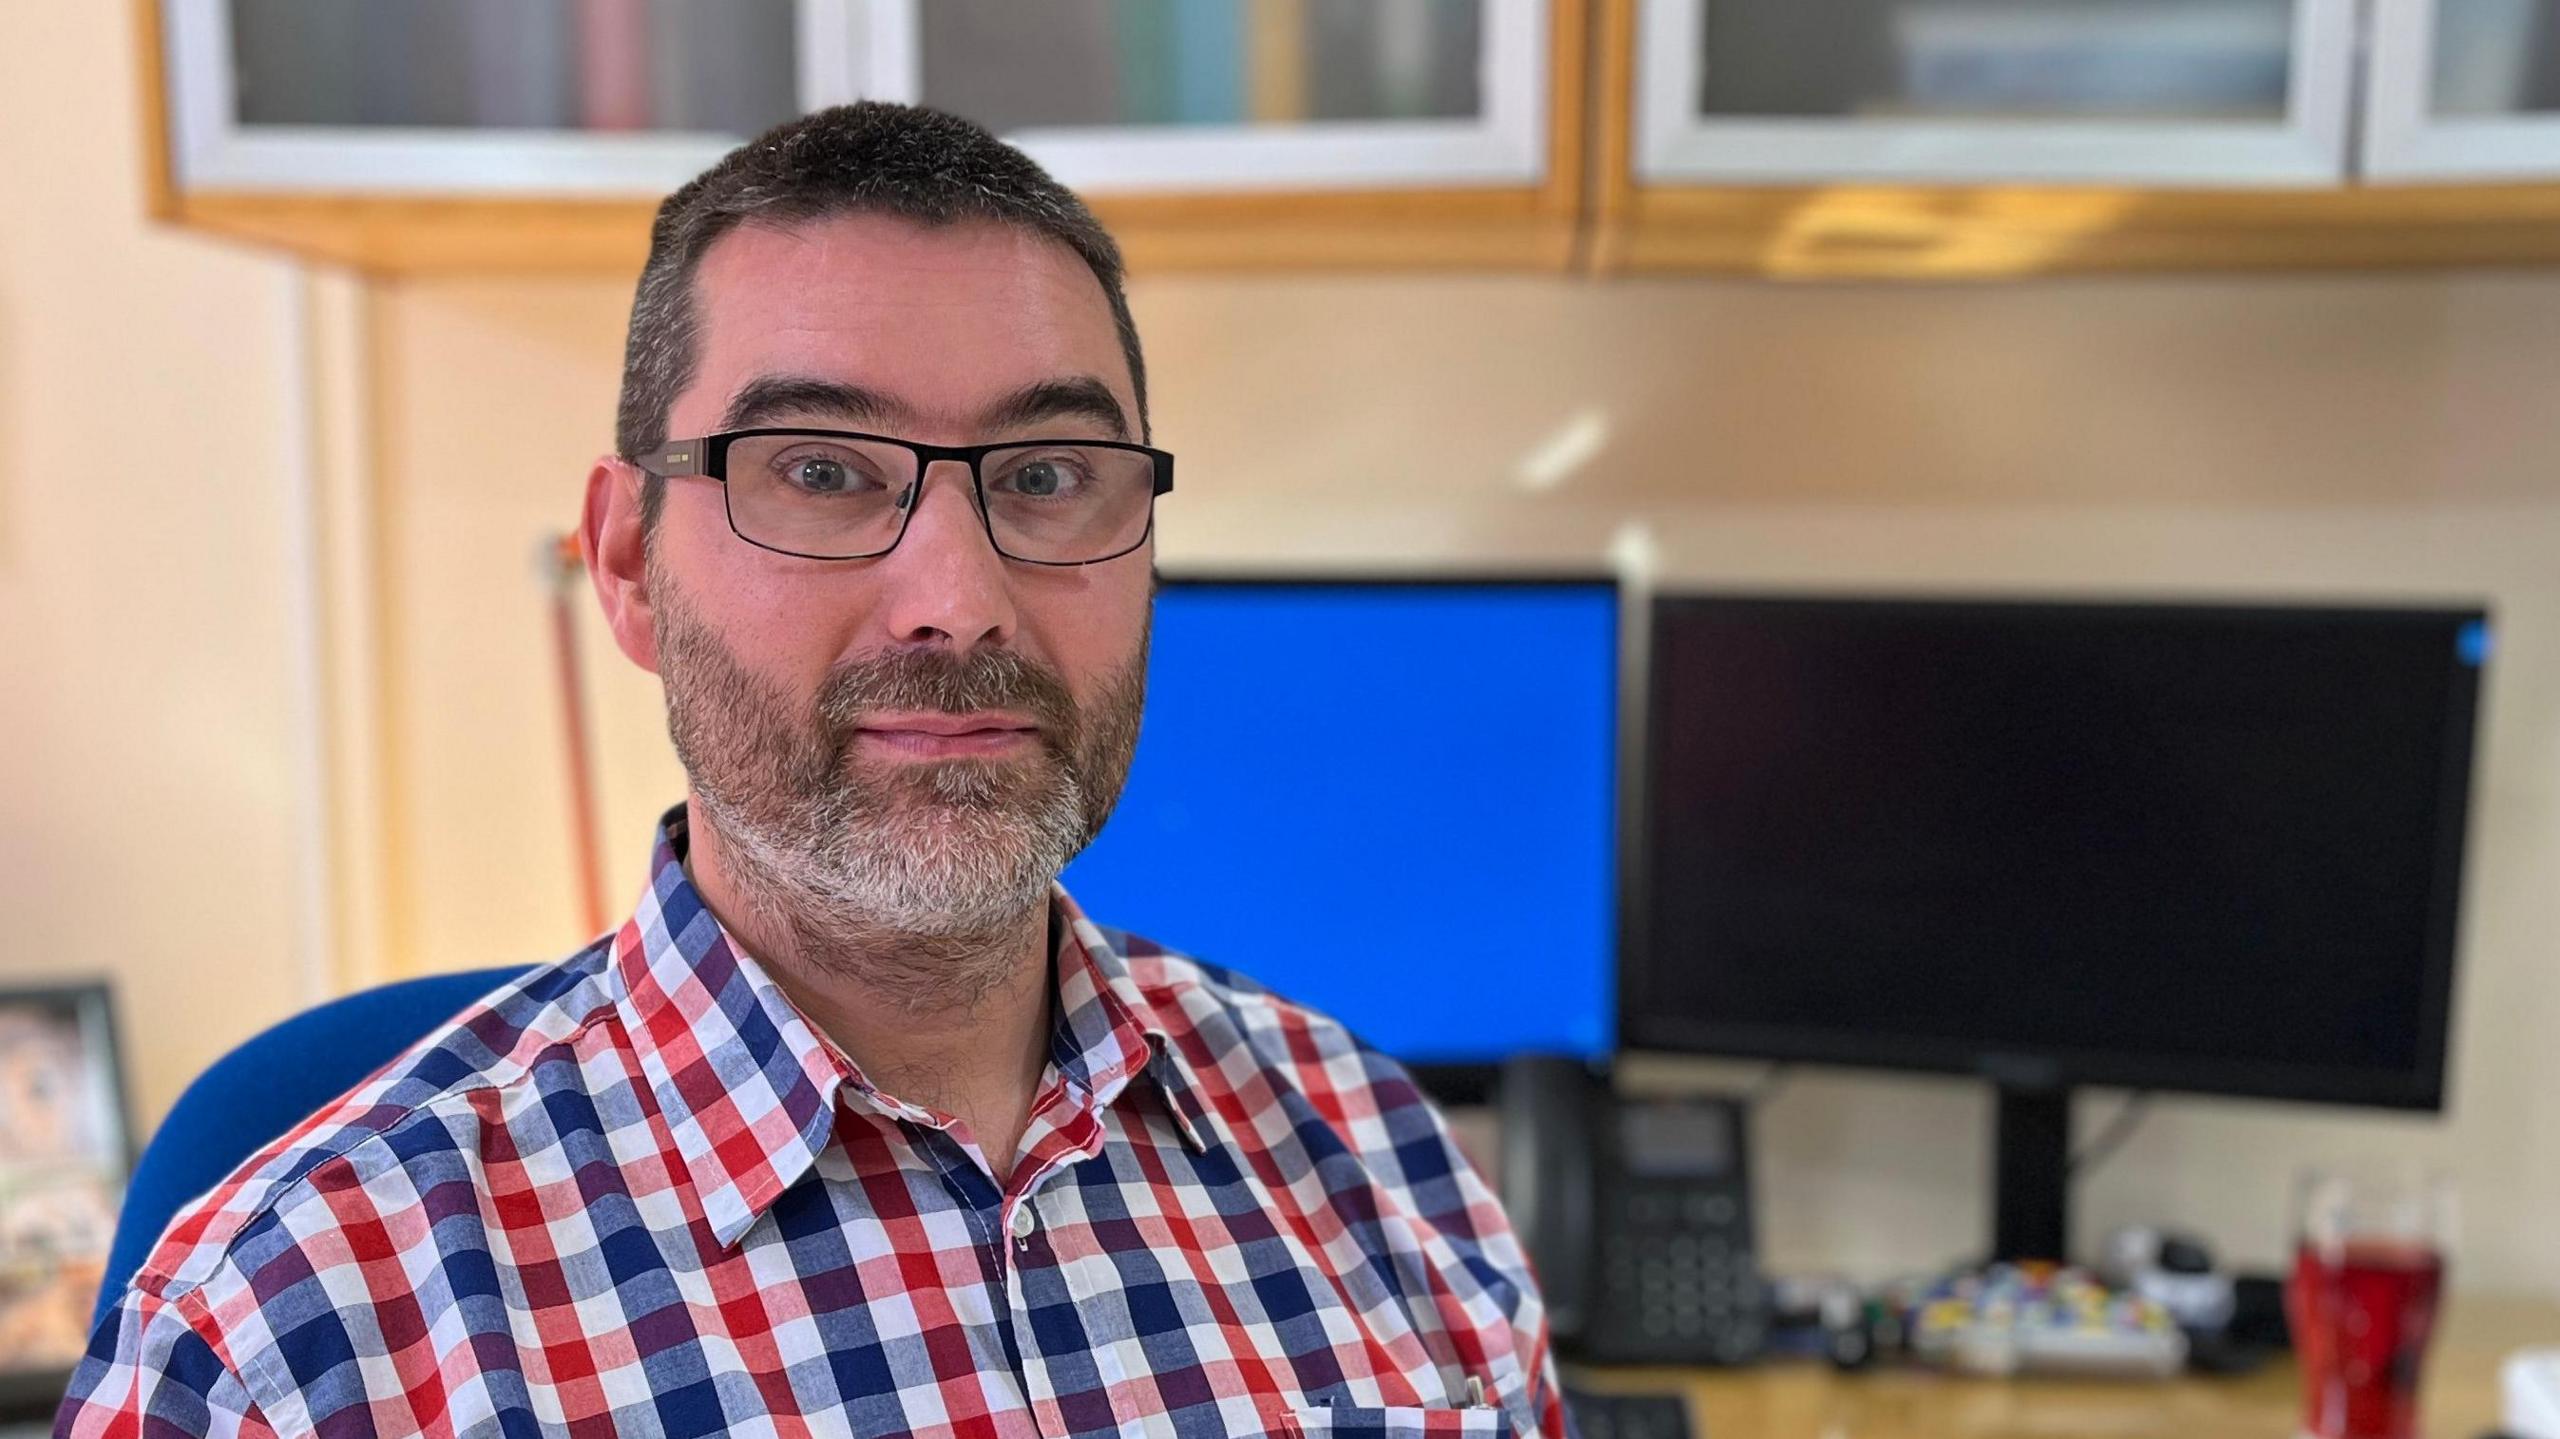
[874,459,1017,652]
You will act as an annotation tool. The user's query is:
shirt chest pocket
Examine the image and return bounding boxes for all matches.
[1284,1403,1518,1439]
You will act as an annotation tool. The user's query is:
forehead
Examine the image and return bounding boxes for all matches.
[679,212,1131,435]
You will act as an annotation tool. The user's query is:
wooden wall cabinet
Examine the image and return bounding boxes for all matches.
[143,0,2560,280]
[1593,0,2560,276]
[143,0,1586,274]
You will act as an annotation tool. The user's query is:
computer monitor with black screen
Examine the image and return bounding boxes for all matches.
[1062,578,1619,1080]
[1631,596,2485,1261]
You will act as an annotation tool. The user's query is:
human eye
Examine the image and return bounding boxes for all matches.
[769,442,891,497]
[988,449,1099,501]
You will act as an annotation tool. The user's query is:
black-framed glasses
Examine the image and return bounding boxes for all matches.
[638,428,1175,566]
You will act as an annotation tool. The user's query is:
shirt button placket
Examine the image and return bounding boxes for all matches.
[1002,1199,1036,1318]
[1004,1195,1074,1439]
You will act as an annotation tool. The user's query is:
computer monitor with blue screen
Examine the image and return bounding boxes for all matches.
[1060,577,1620,1073]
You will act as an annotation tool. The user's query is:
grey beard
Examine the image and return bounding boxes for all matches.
[691,758,1088,1011]
[652,571,1145,1012]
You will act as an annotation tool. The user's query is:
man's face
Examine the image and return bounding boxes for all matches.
[638,213,1152,942]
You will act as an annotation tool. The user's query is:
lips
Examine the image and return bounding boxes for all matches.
[857,711,1037,738]
[853,712,1039,757]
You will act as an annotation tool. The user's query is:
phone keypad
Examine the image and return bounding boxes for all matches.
[1593,1182,1767,1364]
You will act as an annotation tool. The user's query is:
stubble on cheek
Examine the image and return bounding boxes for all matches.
[647,571,1149,958]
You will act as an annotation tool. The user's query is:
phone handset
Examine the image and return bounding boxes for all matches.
[1496,1054,1604,1346]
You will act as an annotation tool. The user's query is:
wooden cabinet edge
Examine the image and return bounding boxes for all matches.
[156,191,1582,276]
[1593,184,2560,278]
[151,181,2560,281]
[132,0,180,221]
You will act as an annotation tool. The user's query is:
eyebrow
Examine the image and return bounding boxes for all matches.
[978,377,1132,441]
[719,376,908,433]
[716,373,1132,442]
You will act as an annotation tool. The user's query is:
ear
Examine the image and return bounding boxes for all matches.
[582,456,660,675]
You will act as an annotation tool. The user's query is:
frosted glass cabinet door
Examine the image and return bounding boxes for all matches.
[2364,0,2560,179]
[164,0,867,193]
[1632,0,2357,184]
[847,0,1550,191]
[167,0,1551,197]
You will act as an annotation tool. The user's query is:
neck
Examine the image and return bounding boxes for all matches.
[679,801,1056,1181]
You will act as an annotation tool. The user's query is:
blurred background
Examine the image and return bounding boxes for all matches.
[5,0,2560,1378]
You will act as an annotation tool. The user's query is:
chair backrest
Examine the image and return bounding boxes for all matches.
[94,966,537,1332]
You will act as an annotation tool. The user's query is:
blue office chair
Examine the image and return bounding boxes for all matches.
[94,966,537,1333]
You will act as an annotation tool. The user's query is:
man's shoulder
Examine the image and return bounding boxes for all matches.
[129,941,625,1309]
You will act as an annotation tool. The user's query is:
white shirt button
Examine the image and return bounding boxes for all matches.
[1010,1202,1037,1242]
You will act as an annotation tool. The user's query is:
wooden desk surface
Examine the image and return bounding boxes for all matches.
[1571,1297,2556,1439]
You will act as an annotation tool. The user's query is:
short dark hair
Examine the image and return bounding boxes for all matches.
[615,101,1149,530]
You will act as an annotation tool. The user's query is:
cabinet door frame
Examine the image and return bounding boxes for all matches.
[137,0,1587,274]
[849,0,1551,193]
[2363,0,2560,181]
[1631,0,2358,186]
[161,0,866,194]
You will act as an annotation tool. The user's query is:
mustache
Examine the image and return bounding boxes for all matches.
[812,646,1081,746]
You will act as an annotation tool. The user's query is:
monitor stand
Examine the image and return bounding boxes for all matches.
[1993,1083,2073,1262]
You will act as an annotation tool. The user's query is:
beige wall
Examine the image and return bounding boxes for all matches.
[9,2,2557,1299]
[0,5,313,1127]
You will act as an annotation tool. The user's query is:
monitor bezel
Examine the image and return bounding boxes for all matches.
[1622,592,2485,1113]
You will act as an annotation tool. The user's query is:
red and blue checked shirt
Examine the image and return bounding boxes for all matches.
[61,812,1567,1439]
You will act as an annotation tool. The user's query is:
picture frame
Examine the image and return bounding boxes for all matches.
[0,983,132,1419]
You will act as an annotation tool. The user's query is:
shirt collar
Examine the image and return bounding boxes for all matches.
[612,807,1209,1248]
[1049,886,1216,1158]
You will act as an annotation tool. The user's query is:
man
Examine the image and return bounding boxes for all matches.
[61,103,1565,1438]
